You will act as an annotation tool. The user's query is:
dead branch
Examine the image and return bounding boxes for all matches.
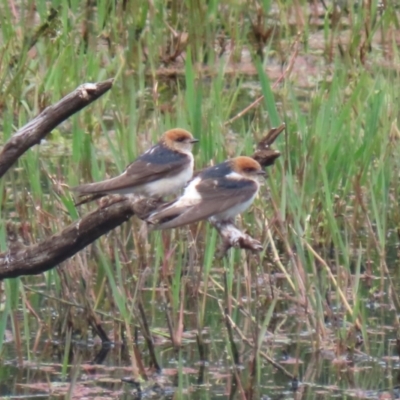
[0,199,131,279]
[0,79,284,279]
[210,218,263,258]
[252,123,285,167]
[0,197,159,279]
[0,79,114,178]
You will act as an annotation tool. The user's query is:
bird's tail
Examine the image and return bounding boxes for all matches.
[146,203,193,230]
[71,181,109,196]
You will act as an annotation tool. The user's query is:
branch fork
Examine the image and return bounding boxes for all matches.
[0,78,284,279]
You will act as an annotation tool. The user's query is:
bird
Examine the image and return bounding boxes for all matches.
[147,156,265,230]
[71,128,198,200]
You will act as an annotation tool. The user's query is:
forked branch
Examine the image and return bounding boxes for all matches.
[0,76,284,279]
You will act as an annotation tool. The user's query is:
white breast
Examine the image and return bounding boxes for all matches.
[142,156,194,197]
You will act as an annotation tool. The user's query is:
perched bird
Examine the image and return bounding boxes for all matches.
[147,156,265,230]
[72,128,198,199]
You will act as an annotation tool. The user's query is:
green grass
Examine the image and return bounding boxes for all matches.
[1,0,400,397]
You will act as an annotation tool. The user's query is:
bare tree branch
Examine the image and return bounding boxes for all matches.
[252,123,285,167]
[0,79,114,178]
[0,198,159,279]
[0,80,284,280]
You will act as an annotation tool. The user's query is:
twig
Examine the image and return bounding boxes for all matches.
[137,300,161,372]
[264,222,296,292]
[23,8,58,50]
[300,237,362,331]
[224,35,300,126]
[0,79,113,178]
[210,217,263,257]
[217,300,295,380]
[252,123,285,167]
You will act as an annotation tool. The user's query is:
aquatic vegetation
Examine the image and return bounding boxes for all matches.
[1,1,400,398]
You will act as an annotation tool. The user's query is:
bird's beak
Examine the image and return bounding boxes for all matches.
[256,170,266,176]
[190,138,199,143]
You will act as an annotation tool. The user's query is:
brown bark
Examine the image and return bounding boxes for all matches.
[0,197,159,279]
[0,79,113,178]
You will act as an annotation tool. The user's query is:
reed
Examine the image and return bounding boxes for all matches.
[1,0,400,397]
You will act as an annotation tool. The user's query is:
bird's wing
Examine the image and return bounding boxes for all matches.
[124,145,191,185]
[150,177,258,229]
[72,145,191,195]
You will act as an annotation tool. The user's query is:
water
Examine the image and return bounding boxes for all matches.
[2,261,400,399]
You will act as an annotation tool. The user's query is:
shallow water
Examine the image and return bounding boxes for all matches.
[2,261,400,400]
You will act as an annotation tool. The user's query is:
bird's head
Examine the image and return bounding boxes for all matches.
[162,128,199,153]
[231,156,266,180]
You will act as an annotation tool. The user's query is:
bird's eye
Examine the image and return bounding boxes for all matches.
[244,167,255,173]
[176,137,186,142]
